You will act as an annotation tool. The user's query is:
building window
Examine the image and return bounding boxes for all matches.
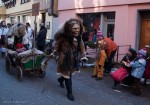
[104,12,115,22]
[10,17,15,24]
[17,16,20,23]
[21,0,30,4]
[22,15,31,24]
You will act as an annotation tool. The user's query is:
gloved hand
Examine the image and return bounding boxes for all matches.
[81,57,88,63]
[41,61,48,71]
[50,53,54,57]
[50,50,56,57]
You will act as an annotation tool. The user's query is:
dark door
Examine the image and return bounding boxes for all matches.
[140,12,150,49]
[41,13,46,24]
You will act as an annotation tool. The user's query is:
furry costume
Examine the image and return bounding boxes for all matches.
[54,19,86,79]
[53,18,87,101]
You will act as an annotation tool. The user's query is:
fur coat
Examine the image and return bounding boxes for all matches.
[54,28,86,78]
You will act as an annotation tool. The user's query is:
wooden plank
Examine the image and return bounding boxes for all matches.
[32,3,40,16]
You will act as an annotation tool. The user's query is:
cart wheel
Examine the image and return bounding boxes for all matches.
[5,58,12,74]
[16,66,23,81]
[39,69,45,78]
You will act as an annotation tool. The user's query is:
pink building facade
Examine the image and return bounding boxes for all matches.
[58,0,150,55]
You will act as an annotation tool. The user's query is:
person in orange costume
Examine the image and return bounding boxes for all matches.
[104,36,117,74]
[92,31,107,80]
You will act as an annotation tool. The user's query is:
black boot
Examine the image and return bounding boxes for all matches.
[67,92,74,101]
[57,76,65,88]
[65,78,74,101]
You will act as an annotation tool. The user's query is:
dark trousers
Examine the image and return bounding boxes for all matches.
[0,35,6,47]
[133,78,141,95]
[58,75,72,94]
[37,45,45,52]
[105,50,116,72]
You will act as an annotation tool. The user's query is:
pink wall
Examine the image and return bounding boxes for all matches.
[58,2,150,48]
[127,4,150,48]
[59,0,150,10]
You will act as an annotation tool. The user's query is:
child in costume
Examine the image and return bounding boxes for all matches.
[92,31,107,80]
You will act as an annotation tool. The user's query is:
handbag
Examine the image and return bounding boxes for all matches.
[111,67,129,82]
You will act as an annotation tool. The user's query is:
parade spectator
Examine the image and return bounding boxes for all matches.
[104,36,117,75]
[7,23,12,29]
[92,31,107,80]
[26,22,33,49]
[51,18,88,101]
[36,23,47,51]
[112,48,137,88]
[124,48,147,95]
[92,29,97,44]
[0,21,8,57]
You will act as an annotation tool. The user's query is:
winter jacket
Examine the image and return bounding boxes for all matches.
[54,35,85,79]
[36,28,47,47]
[130,59,146,78]
[104,36,117,58]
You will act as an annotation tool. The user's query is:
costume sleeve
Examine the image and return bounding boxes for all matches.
[54,40,59,52]
[53,39,62,54]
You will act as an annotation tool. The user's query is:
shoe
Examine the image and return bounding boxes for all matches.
[57,78,64,88]
[67,93,75,101]
[96,77,102,80]
[104,71,109,76]
[133,88,142,96]
[91,75,97,78]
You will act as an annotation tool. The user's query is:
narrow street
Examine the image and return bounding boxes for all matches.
[0,57,150,105]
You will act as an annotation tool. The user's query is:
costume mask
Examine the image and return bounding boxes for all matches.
[71,23,80,37]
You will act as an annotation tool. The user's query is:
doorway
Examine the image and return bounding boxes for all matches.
[140,11,150,49]
[41,13,46,24]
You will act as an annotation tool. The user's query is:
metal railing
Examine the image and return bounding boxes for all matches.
[115,45,131,63]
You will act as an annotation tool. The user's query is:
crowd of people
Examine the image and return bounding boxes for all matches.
[81,22,149,97]
[0,21,47,56]
[0,18,149,101]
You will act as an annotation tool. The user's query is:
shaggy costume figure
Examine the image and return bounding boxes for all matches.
[52,18,88,101]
